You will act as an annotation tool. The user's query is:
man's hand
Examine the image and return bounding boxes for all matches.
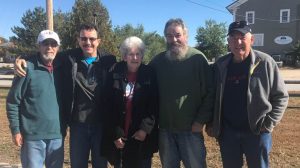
[192,122,204,133]
[260,126,269,133]
[132,129,147,141]
[12,133,23,147]
[14,57,27,77]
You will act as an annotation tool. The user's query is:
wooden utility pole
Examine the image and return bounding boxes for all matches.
[46,0,53,30]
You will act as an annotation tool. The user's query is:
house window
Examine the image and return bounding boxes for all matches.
[252,34,264,46]
[246,11,255,24]
[280,9,290,23]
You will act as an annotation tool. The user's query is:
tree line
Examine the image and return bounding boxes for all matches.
[7,0,230,63]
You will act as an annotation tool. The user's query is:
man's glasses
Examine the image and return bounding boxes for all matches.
[41,41,58,47]
[80,37,98,42]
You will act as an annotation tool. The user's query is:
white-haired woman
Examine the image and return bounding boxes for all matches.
[101,36,159,168]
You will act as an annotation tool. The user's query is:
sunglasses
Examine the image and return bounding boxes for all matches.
[41,41,58,47]
[79,37,98,42]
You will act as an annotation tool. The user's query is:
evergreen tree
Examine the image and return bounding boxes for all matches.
[10,7,46,55]
[195,19,227,61]
[68,0,118,55]
[9,7,70,55]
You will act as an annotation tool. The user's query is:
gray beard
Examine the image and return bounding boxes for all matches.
[41,54,55,63]
[166,45,188,61]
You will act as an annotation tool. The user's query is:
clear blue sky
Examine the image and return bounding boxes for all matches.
[0,0,234,46]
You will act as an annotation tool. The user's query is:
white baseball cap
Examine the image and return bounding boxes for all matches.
[37,30,61,45]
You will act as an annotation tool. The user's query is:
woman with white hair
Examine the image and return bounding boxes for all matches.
[100,36,159,168]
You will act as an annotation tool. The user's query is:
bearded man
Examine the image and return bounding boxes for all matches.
[149,18,214,168]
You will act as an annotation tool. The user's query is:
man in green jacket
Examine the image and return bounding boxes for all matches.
[6,30,63,168]
[149,18,214,168]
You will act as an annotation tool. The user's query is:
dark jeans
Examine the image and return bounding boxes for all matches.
[218,127,272,168]
[70,123,107,168]
[114,157,152,168]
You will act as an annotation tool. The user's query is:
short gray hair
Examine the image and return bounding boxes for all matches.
[120,36,145,57]
[164,18,188,37]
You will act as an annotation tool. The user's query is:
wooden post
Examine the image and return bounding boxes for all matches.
[46,0,53,30]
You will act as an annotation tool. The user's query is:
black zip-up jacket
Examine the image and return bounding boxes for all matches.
[100,61,159,164]
[56,48,116,127]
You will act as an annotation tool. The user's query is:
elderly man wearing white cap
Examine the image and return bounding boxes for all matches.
[14,24,117,168]
[6,30,64,168]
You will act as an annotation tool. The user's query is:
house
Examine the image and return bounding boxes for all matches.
[227,0,300,63]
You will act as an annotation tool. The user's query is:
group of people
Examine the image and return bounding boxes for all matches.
[6,18,289,168]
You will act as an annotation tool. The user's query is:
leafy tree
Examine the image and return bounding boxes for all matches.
[53,9,72,50]
[0,37,8,59]
[8,0,165,61]
[10,7,46,56]
[142,32,165,63]
[9,7,69,56]
[113,24,165,63]
[195,19,227,61]
[9,0,118,56]
[113,24,144,60]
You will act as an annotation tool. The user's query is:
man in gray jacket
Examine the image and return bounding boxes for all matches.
[207,21,289,168]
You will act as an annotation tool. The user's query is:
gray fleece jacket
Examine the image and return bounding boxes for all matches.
[211,49,289,136]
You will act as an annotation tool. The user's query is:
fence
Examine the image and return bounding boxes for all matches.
[1,78,300,95]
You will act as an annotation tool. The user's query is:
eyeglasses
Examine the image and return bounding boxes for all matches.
[41,41,58,47]
[79,37,98,42]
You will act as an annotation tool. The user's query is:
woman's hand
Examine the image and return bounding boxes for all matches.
[132,129,147,141]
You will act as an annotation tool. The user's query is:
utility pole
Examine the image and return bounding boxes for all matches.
[46,0,53,30]
[93,13,97,25]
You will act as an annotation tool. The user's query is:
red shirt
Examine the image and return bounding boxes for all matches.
[124,71,137,137]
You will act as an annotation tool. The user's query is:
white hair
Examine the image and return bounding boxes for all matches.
[119,36,145,57]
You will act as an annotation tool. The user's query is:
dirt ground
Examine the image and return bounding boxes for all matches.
[1,67,300,167]
[279,67,300,79]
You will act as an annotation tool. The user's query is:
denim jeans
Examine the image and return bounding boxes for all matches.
[21,138,64,168]
[159,129,207,168]
[218,127,272,168]
[70,123,107,168]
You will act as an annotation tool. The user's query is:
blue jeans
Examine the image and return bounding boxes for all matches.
[70,123,107,168]
[159,129,207,168]
[218,127,272,168]
[21,138,64,168]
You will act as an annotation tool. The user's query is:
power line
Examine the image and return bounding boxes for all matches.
[185,0,300,23]
[185,0,230,15]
